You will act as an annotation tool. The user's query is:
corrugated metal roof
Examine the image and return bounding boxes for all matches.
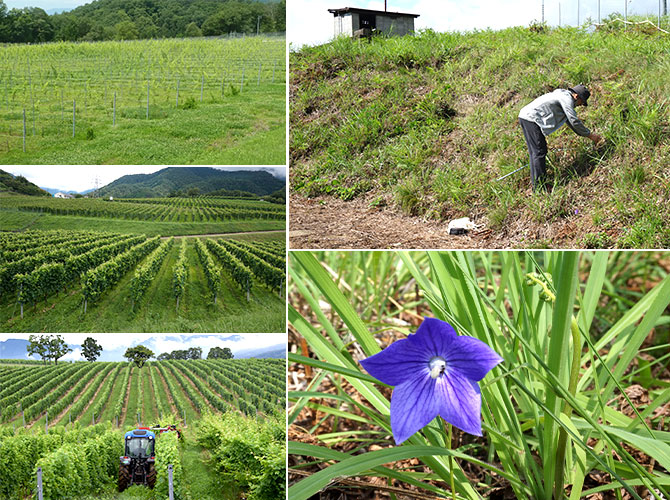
[328,7,420,18]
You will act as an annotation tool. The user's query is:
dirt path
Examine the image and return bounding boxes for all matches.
[119,367,133,426]
[53,367,114,426]
[164,230,285,240]
[171,365,216,413]
[155,366,179,416]
[289,193,578,249]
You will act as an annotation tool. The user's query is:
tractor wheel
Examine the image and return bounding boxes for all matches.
[147,463,157,489]
[118,464,131,492]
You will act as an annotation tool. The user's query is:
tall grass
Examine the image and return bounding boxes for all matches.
[290,26,670,247]
[288,251,670,499]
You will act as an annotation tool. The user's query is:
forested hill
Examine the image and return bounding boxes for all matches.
[0,169,50,196]
[0,0,285,44]
[96,167,285,198]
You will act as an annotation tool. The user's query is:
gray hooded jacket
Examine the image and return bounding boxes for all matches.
[518,89,591,137]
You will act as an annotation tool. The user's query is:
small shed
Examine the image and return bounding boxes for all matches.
[328,7,419,38]
[54,192,73,199]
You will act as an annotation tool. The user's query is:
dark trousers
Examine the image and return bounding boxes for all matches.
[519,118,548,189]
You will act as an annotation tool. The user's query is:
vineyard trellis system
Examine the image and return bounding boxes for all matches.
[0,36,286,153]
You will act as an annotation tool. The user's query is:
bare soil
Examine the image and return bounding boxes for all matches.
[289,193,586,249]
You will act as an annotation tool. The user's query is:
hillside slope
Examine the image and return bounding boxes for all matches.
[0,170,50,197]
[96,167,285,198]
[290,24,670,248]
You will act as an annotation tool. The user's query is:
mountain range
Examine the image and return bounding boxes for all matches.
[0,169,50,197]
[94,167,285,199]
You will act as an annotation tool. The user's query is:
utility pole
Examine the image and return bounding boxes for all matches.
[542,0,545,23]
[257,16,261,35]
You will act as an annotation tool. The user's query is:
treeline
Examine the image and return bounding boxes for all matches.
[0,0,285,44]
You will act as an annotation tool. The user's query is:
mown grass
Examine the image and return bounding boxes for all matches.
[0,208,285,235]
[290,22,670,248]
[0,237,286,333]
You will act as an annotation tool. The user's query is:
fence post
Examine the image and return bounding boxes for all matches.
[36,467,43,500]
[22,108,26,152]
[22,410,25,427]
[272,60,276,83]
[241,62,245,91]
[116,415,119,427]
[168,464,174,500]
[72,100,76,138]
[257,62,261,86]
[45,411,48,434]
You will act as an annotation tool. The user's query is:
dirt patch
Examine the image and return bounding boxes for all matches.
[155,366,179,416]
[289,192,580,249]
[120,367,133,425]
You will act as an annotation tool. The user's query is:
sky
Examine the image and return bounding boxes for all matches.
[289,0,667,48]
[1,333,287,362]
[5,166,286,192]
[5,0,88,11]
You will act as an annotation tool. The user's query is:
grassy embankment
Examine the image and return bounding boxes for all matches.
[0,235,285,333]
[291,21,670,248]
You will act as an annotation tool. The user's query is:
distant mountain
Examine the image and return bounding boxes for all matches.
[0,170,50,197]
[0,339,31,359]
[234,344,285,359]
[95,167,285,199]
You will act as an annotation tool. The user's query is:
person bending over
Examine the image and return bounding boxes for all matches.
[518,84,603,191]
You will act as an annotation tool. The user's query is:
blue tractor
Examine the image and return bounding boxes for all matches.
[119,428,157,491]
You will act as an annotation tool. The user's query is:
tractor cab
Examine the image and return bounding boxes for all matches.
[119,429,157,491]
[124,429,156,458]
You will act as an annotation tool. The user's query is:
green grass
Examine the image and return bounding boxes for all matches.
[0,38,286,165]
[0,237,286,333]
[290,23,670,247]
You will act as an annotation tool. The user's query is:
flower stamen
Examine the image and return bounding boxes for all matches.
[429,356,447,379]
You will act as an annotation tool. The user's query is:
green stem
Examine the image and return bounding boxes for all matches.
[553,316,581,500]
[448,423,456,500]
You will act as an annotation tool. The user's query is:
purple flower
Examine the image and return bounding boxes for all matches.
[360,317,503,444]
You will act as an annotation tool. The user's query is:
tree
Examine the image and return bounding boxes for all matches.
[115,20,138,40]
[81,337,102,362]
[157,352,171,361]
[27,334,72,364]
[184,21,202,38]
[124,345,154,368]
[187,347,202,360]
[186,187,200,197]
[47,335,72,365]
[27,334,48,364]
[208,347,233,359]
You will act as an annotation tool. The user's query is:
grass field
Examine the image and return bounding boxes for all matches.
[0,37,286,165]
[0,358,286,500]
[290,22,670,248]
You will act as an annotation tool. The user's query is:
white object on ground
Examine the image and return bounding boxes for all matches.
[448,217,477,235]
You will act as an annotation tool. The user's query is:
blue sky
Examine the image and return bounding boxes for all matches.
[1,333,287,362]
[5,0,88,11]
[5,166,286,192]
[290,0,667,47]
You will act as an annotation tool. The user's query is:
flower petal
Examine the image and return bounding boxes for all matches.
[445,335,503,382]
[360,337,430,386]
[410,317,458,355]
[390,374,441,444]
[436,370,483,436]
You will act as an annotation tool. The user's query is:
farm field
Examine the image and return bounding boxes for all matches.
[0,358,286,500]
[0,37,285,165]
[0,227,286,332]
[0,194,286,235]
